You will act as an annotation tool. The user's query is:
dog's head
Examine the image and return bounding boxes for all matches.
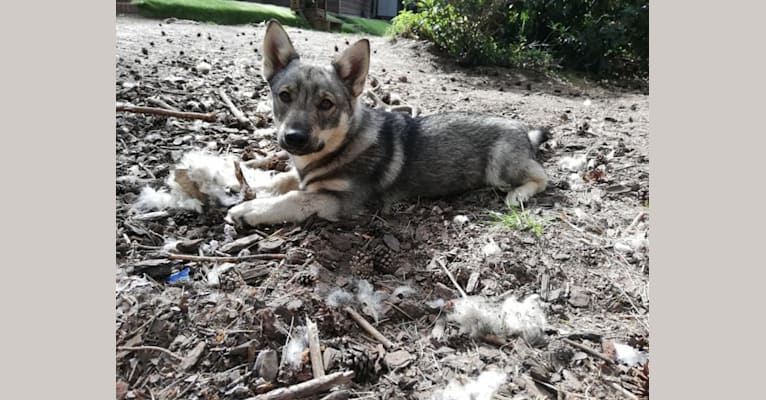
[261,20,369,158]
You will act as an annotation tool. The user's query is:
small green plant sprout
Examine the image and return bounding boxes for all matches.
[488,200,547,236]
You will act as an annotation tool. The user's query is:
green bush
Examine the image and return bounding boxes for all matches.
[389,0,648,78]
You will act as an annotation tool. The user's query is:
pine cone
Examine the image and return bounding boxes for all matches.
[294,271,316,286]
[372,246,396,274]
[343,346,377,384]
[286,247,312,264]
[349,252,374,278]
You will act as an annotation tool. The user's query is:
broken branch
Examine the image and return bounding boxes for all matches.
[117,345,184,361]
[344,306,395,349]
[116,103,217,122]
[147,97,179,111]
[306,318,325,378]
[219,88,253,128]
[435,257,468,299]
[562,338,615,365]
[234,160,257,201]
[167,253,286,263]
[245,370,354,400]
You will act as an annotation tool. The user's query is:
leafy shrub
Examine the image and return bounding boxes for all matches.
[388,0,648,78]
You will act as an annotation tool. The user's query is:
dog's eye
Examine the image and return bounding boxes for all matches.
[278,91,292,103]
[318,99,334,111]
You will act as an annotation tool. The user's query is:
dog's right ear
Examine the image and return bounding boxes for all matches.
[262,20,299,82]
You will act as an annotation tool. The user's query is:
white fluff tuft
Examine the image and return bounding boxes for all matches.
[133,150,276,213]
[134,186,203,212]
[432,370,507,400]
[326,289,355,308]
[324,280,388,322]
[448,295,546,341]
[558,155,587,172]
[357,280,385,322]
[481,238,502,258]
[281,326,308,371]
[613,343,648,367]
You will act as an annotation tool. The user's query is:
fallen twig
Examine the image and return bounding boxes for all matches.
[147,97,179,112]
[167,253,286,263]
[306,318,325,378]
[234,160,256,201]
[245,370,354,400]
[344,306,395,349]
[117,345,184,361]
[626,211,647,232]
[562,338,615,365]
[435,257,468,299]
[116,103,217,122]
[219,88,253,128]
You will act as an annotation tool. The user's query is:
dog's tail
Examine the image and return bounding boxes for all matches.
[527,127,551,149]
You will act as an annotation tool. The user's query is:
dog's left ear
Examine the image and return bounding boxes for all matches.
[332,39,370,97]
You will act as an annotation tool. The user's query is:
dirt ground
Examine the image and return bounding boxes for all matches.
[116,15,649,400]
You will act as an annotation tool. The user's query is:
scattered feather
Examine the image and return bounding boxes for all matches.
[326,289,354,308]
[481,239,502,258]
[134,150,275,213]
[614,343,648,367]
[281,326,308,371]
[432,370,507,400]
[357,280,385,322]
[161,239,181,254]
[558,155,587,172]
[426,298,446,309]
[452,215,470,226]
[447,295,546,342]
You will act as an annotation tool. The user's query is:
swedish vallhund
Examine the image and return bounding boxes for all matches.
[225,20,549,228]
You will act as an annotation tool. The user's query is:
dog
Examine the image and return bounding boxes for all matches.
[225,20,549,228]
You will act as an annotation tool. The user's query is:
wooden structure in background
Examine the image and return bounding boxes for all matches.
[291,0,344,31]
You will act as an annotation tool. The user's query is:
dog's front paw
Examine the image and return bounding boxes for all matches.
[505,190,530,208]
[225,199,274,228]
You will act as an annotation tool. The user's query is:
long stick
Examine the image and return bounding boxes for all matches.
[562,339,615,365]
[435,257,468,299]
[167,253,286,263]
[344,306,395,349]
[117,345,183,361]
[245,370,354,400]
[116,104,217,122]
[219,88,253,128]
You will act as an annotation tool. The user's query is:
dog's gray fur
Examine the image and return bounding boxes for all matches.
[226,20,549,227]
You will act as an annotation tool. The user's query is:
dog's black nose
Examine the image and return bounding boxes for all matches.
[284,129,309,148]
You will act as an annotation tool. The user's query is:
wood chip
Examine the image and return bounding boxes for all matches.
[220,232,263,253]
[180,341,207,371]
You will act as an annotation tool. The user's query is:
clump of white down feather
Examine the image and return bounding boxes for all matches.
[132,150,276,213]
[281,326,309,371]
[445,294,547,343]
[326,279,415,323]
[432,370,507,400]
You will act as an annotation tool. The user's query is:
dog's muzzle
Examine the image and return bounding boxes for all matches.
[280,128,319,155]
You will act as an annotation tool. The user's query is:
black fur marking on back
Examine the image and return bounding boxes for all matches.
[368,113,398,185]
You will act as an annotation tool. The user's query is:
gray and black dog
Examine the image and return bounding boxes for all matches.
[226,20,549,227]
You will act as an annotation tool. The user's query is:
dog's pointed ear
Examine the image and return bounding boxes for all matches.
[332,39,370,97]
[262,20,299,82]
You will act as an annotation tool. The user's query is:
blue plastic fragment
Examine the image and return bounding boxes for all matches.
[167,267,190,284]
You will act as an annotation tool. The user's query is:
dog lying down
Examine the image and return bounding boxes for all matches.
[135,20,550,227]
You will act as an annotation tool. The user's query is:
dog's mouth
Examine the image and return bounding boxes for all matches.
[279,138,324,156]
